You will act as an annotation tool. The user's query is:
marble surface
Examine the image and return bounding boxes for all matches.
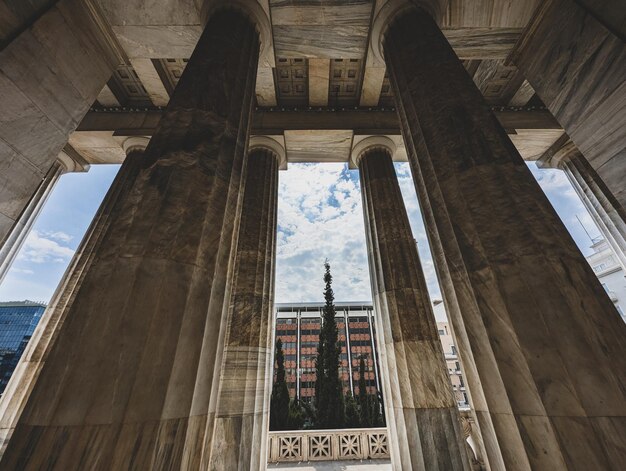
[207,148,279,470]
[386,6,626,470]
[0,148,144,456]
[360,149,470,471]
[0,0,113,247]
[270,0,373,58]
[0,10,260,470]
[284,130,353,162]
[513,0,626,210]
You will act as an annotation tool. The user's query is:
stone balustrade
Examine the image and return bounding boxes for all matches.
[268,428,390,462]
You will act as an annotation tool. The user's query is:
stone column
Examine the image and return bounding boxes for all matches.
[207,140,281,470]
[0,8,260,470]
[0,160,64,285]
[0,137,147,456]
[384,7,626,471]
[510,0,626,210]
[355,137,470,471]
[537,136,626,272]
[0,0,121,246]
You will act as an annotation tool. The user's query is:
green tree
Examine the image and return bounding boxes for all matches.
[344,392,360,428]
[287,399,306,430]
[314,261,345,429]
[358,355,372,427]
[270,339,290,430]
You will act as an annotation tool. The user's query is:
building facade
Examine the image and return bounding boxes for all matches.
[433,301,470,410]
[274,301,471,410]
[0,302,45,396]
[586,239,626,320]
[274,303,381,403]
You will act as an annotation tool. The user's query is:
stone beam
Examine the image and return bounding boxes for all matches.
[78,108,561,135]
[0,0,123,248]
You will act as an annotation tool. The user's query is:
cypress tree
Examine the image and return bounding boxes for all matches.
[358,355,372,427]
[287,399,305,430]
[344,392,360,428]
[314,261,345,429]
[270,339,290,430]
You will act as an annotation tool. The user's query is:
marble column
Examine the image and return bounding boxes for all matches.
[0,160,64,285]
[538,136,626,273]
[0,137,147,456]
[384,7,626,471]
[207,143,280,470]
[355,138,470,471]
[0,9,260,470]
[0,0,120,246]
[511,0,626,210]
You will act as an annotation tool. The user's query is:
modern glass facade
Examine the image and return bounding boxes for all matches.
[274,302,382,403]
[0,301,46,395]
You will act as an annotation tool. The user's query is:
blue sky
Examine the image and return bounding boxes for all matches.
[0,160,599,307]
[0,165,119,303]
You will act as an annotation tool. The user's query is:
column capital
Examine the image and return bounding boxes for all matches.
[350,136,396,169]
[536,133,581,169]
[199,0,274,68]
[122,136,150,155]
[249,136,287,170]
[57,146,90,174]
[369,0,446,67]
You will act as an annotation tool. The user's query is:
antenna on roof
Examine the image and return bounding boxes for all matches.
[576,214,601,244]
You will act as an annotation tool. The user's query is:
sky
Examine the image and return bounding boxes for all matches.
[0,160,600,310]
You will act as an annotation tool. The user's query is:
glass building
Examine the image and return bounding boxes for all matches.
[0,301,46,395]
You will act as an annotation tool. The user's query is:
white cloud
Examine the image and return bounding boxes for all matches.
[275,163,443,304]
[43,231,74,243]
[10,268,34,275]
[17,230,75,264]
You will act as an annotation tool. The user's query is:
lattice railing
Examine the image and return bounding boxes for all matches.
[268,428,390,462]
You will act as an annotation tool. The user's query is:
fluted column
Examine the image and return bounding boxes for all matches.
[538,136,626,272]
[356,138,470,471]
[385,6,626,471]
[0,159,66,284]
[0,9,260,470]
[207,141,281,470]
[0,137,147,456]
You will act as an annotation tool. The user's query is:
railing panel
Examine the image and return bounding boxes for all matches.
[268,428,390,463]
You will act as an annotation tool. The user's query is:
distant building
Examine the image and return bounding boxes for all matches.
[274,302,381,403]
[586,239,626,320]
[433,301,470,410]
[0,301,46,395]
[274,301,470,410]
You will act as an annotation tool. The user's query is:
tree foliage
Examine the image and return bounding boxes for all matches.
[358,355,372,427]
[314,261,345,429]
[344,392,360,428]
[270,339,290,430]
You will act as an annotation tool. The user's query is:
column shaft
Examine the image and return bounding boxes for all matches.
[207,148,278,470]
[359,148,470,471]
[562,153,626,272]
[0,9,259,470]
[0,161,63,284]
[511,0,626,210]
[0,148,144,456]
[0,0,117,245]
[385,7,626,471]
